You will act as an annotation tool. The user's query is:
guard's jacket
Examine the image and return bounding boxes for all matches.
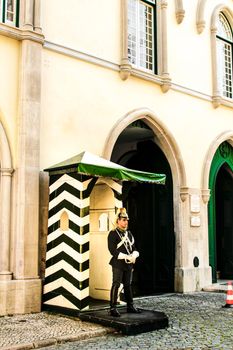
[108,228,136,271]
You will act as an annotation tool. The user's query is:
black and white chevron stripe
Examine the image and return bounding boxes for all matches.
[111,180,123,212]
[43,173,96,311]
[99,177,123,212]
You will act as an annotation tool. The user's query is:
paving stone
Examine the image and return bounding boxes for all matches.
[2,292,233,349]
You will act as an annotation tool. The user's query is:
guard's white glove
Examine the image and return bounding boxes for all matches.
[132,251,139,258]
[118,253,134,264]
[118,252,130,260]
[125,256,135,264]
[130,251,140,264]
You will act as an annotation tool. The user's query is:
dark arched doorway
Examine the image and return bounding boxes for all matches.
[111,122,175,295]
[216,163,233,279]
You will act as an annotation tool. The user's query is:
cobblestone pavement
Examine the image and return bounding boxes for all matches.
[0,311,113,350]
[1,292,233,350]
[39,292,233,350]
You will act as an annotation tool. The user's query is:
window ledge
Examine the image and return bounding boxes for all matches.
[0,22,44,43]
[119,64,171,93]
[212,95,233,109]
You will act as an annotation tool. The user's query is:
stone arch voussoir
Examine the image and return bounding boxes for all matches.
[0,121,12,169]
[202,130,233,190]
[103,107,186,188]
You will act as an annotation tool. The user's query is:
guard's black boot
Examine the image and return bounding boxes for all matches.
[109,285,121,317]
[127,304,141,314]
[124,285,141,313]
[110,307,121,317]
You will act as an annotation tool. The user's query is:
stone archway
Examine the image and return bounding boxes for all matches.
[0,121,13,280]
[202,131,233,282]
[103,108,187,291]
[201,131,233,190]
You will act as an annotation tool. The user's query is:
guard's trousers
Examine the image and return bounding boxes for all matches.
[110,267,133,308]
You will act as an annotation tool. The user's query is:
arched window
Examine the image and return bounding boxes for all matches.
[0,0,19,27]
[216,13,233,99]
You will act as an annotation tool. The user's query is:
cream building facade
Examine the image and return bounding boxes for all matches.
[0,0,233,315]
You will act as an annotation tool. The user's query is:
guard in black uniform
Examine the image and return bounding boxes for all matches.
[108,208,141,317]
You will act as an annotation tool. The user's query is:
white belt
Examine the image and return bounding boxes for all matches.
[117,234,127,249]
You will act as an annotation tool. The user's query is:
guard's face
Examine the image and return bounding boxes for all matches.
[117,217,128,230]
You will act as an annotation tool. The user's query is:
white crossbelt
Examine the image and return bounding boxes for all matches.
[116,230,134,255]
[117,231,128,249]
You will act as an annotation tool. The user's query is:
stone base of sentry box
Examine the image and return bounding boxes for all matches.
[42,296,89,317]
[79,306,168,335]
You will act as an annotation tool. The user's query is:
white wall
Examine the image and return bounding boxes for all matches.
[40,1,233,191]
[41,0,121,63]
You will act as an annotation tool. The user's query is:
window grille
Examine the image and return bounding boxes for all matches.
[0,0,19,27]
[217,13,233,99]
[128,0,156,72]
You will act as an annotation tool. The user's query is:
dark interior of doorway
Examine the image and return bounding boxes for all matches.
[119,140,175,296]
[216,163,233,280]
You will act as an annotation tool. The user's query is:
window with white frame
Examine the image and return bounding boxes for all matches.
[128,0,156,73]
[0,0,19,27]
[216,13,233,99]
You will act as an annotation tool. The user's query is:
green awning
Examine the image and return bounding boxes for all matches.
[44,151,166,184]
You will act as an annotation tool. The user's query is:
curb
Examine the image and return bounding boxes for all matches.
[202,288,227,293]
[1,328,115,350]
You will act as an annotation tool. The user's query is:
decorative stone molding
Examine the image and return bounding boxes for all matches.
[219,141,231,159]
[161,0,168,9]
[0,23,44,43]
[197,20,206,34]
[180,187,189,202]
[34,0,42,33]
[201,189,211,204]
[0,271,13,280]
[22,0,34,31]
[120,0,131,80]
[103,107,186,187]
[175,0,185,24]
[160,0,171,92]
[212,96,233,109]
[44,40,118,72]
[0,168,13,174]
[161,75,172,93]
[201,131,233,191]
[21,0,42,33]
[212,95,221,109]
[196,0,207,34]
[119,62,132,81]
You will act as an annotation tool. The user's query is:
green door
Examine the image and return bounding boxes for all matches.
[122,140,175,295]
[216,164,233,279]
[209,142,233,282]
